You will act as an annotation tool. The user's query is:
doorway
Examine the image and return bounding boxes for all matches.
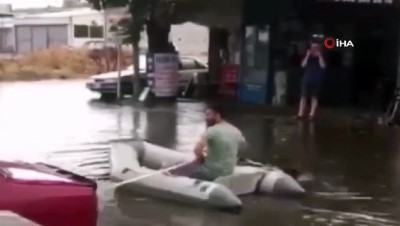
[353,34,382,109]
[352,18,398,111]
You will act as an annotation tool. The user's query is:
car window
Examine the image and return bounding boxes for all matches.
[180,58,197,70]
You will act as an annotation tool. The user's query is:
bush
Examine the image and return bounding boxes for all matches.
[0,47,132,81]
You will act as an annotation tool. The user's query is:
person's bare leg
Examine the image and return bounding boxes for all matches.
[309,97,318,119]
[297,97,306,118]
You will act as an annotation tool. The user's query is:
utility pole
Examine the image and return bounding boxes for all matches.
[110,19,128,101]
[110,19,141,103]
[103,9,108,42]
[116,41,122,100]
[132,41,141,101]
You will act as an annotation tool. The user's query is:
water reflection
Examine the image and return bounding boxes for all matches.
[175,102,206,152]
[391,129,400,222]
[228,115,274,163]
[1,80,400,225]
[297,122,317,177]
[265,120,318,179]
[105,191,304,226]
[145,102,177,148]
[132,109,141,138]
[115,194,237,226]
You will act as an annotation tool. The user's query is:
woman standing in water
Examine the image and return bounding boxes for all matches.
[296,42,326,120]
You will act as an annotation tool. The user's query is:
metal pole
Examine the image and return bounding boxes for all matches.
[0,18,4,53]
[397,23,400,89]
[103,9,108,42]
[117,42,122,100]
[132,41,141,100]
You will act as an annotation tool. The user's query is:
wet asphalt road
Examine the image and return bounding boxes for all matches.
[1,80,400,226]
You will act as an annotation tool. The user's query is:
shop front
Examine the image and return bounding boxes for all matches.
[238,0,276,104]
[238,0,400,109]
[239,25,270,104]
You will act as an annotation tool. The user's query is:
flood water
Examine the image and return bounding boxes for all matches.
[1,80,400,226]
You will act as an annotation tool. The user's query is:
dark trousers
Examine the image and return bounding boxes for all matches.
[170,160,215,181]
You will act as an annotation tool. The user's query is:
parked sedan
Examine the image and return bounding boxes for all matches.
[86,55,208,99]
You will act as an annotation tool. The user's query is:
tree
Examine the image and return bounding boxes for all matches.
[88,0,177,100]
[88,0,177,53]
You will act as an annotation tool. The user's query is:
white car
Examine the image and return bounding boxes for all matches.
[86,56,208,99]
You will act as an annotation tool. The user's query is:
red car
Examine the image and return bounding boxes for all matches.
[0,161,98,226]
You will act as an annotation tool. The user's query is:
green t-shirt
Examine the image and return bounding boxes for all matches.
[203,122,246,179]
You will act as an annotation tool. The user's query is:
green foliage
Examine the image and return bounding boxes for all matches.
[87,0,158,44]
[128,0,154,43]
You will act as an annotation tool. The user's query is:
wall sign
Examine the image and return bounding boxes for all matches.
[153,53,179,97]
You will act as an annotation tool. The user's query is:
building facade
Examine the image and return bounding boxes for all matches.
[238,0,400,109]
[12,8,106,53]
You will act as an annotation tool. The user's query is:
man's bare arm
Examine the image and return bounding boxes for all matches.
[193,137,206,159]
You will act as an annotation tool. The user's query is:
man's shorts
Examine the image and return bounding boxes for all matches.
[301,80,321,98]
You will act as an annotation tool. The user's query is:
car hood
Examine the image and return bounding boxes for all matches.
[91,71,120,79]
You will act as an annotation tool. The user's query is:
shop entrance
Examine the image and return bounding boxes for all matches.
[353,26,383,108]
[351,17,398,111]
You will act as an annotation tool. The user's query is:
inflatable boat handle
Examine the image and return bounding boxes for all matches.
[105,161,190,198]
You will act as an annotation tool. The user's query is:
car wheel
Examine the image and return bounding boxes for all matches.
[180,81,195,98]
[100,93,117,101]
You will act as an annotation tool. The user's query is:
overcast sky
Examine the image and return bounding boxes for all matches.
[0,0,64,9]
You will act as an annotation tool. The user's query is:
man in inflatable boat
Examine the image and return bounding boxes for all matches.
[172,104,247,181]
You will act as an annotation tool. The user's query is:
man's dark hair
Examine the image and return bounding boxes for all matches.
[206,103,225,117]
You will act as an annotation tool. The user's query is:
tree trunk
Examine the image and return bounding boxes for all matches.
[145,4,177,101]
[208,28,229,96]
[146,16,175,54]
[146,0,176,54]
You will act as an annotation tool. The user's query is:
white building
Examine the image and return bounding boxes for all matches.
[0,17,14,53]
[12,7,106,53]
[0,6,209,56]
[0,4,13,53]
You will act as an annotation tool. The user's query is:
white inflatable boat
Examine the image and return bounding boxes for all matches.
[109,139,305,211]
